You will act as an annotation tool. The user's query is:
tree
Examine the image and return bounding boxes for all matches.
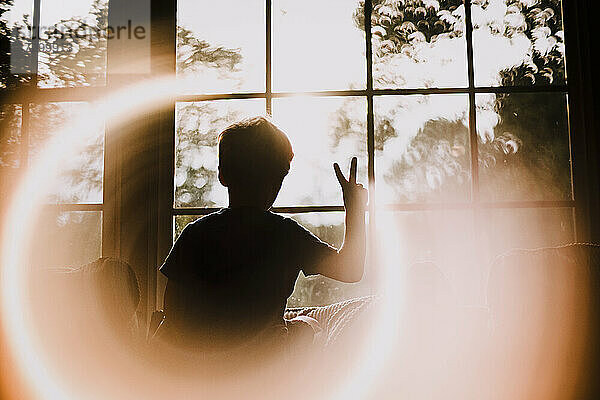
[340,0,571,285]
[488,0,570,201]
[37,0,108,87]
[346,0,568,203]
[0,0,33,89]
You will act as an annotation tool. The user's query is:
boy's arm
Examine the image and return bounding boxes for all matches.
[312,157,367,283]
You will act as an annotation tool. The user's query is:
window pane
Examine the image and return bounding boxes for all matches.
[371,1,468,89]
[0,104,22,168]
[375,94,471,203]
[38,0,108,87]
[273,0,366,91]
[285,212,367,307]
[28,210,102,269]
[29,102,104,203]
[289,212,345,248]
[382,209,478,301]
[1,1,33,88]
[177,0,265,94]
[477,92,571,201]
[382,207,575,302]
[472,0,566,87]
[174,214,200,241]
[479,207,574,264]
[271,96,367,206]
[174,99,266,207]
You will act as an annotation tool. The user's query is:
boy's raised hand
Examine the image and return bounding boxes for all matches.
[333,157,368,212]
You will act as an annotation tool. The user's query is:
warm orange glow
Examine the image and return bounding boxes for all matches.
[0,76,405,399]
[0,75,592,399]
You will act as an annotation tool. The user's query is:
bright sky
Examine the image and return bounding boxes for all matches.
[177,0,265,93]
[272,0,366,91]
[177,0,366,93]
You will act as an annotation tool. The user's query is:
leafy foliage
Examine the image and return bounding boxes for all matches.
[347,0,569,202]
[177,26,241,74]
[356,0,464,50]
[384,119,471,202]
[37,0,108,87]
[496,0,565,86]
[482,0,569,199]
[0,0,33,89]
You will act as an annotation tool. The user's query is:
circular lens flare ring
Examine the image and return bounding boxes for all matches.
[0,75,404,399]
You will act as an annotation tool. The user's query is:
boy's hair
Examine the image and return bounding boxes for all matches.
[218,116,294,187]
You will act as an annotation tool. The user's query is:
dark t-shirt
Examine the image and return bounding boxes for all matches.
[159,207,336,341]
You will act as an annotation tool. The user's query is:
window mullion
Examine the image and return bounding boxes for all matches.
[464,0,479,204]
[364,0,378,287]
[365,0,375,192]
[265,0,272,116]
[19,0,42,170]
[464,0,486,301]
[31,0,41,88]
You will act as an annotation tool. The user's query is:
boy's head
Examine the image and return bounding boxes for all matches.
[218,116,293,208]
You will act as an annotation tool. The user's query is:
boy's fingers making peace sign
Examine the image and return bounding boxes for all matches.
[333,157,368,211]
[333,156,357,186]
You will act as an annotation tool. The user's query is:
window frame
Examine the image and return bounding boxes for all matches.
[168,0,590,309]
[1,0,597,318]
[172,0,575,215]
[0,0,105,235]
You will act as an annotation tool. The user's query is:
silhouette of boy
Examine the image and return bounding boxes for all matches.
[160,116,367,349]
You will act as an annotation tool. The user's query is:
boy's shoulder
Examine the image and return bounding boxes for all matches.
[180,210,222,231]
[184,208,303,232]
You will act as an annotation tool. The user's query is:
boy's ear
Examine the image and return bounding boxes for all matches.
[218,168,228,187]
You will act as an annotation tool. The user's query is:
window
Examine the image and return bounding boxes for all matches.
[0,0,107,268]
[171,0,575,306]
[1,0,593,312]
